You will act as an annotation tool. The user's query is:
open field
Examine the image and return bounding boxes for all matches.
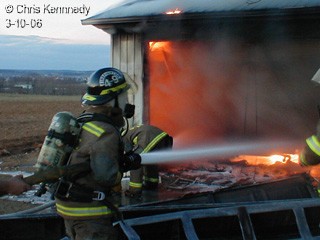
[0,94,83,151]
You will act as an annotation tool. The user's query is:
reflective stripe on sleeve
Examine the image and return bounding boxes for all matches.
[299,152,309,166]
[82,122,105,137]
[144,176,159,183]
[129,181,143,189]
[56,203,113,217]
[142,132,168,153]
[133,136,138,145]
[306,135,320,156]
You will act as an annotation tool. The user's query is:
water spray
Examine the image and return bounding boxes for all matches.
[140,139,302,165]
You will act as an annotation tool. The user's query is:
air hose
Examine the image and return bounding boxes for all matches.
[0,200,55,218]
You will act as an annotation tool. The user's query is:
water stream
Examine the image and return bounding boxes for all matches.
[141,139,302,165]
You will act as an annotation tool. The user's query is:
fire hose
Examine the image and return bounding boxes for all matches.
[0,201,55,218]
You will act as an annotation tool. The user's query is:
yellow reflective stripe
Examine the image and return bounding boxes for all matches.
[82,122,105,137]
[82,93,96,101]
[144,177,159,183]
[142,132,168,153]
[100,82,128,95]
[56,203,113,217]
[299,152,309,166]
[133,136,138,145]
[129,181,143,188]
[306,135,320,156]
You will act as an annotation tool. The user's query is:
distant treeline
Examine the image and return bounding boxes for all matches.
[0,70,91,95]
[0,69,92,78]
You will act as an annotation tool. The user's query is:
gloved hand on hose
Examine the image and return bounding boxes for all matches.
[119,152,141,173]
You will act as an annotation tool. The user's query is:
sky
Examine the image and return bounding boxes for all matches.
[0,0,123,71]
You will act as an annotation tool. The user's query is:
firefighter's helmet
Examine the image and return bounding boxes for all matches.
[81,67,131,106]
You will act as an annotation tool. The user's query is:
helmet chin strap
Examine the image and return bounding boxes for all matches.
[121,117,129,137]
[114,96,119,108]
[113,92,135,118]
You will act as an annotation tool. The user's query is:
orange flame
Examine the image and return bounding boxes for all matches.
[232,154,300,165]
[165,8,182,15]
[269,154,299,164]
[149,41,169,51]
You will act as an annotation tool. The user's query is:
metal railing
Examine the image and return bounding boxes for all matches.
[117,198,320,240]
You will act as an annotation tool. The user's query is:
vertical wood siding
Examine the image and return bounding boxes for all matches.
[112,33,144,126]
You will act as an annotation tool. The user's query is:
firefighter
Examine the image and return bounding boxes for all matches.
[123,124,173,198]
[300,120,320,166]
[54,67,141,240]
[0,175,31,195]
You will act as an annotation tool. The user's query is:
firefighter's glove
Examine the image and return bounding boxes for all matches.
[120,153,141,173]
[125,190,142,199]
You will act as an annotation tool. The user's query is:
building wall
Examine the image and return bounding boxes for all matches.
[111,33,144,126]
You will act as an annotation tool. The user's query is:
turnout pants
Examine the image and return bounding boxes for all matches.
[64,217,118,240]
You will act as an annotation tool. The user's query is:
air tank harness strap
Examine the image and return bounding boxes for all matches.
[55,179,124,221]
[55,179,107,202]
[77,113,115,125]
[47,129,78,146]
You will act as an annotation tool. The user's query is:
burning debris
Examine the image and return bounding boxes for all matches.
[159,154,311,194]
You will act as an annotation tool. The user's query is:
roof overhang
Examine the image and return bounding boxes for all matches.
[82,0,320,34]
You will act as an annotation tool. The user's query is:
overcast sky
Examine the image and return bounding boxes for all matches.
[0,0,123,71]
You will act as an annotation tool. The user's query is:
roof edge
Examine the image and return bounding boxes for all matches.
[82,6,320,26]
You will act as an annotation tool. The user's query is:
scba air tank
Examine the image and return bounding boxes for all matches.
[35,111,81,171]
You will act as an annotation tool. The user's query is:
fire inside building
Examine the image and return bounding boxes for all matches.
[2,1,320,239]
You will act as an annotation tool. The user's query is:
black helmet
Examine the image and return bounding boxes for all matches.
[81,67,130,106]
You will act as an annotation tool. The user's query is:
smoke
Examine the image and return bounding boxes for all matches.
[141,139,302,165]
[148,39,320,148]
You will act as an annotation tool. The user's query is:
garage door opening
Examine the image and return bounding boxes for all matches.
[147,39,320,149]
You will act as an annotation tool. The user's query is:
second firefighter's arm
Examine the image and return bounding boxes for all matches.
[300,135,320,166]
[0,175,31,196]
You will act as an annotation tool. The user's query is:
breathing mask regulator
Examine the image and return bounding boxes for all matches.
[111,91,135,136]
[113,96,135,119]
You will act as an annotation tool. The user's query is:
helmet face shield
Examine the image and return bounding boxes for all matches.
[123,72,138,95]
[81,67,130,106]
[117,91,128,110]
